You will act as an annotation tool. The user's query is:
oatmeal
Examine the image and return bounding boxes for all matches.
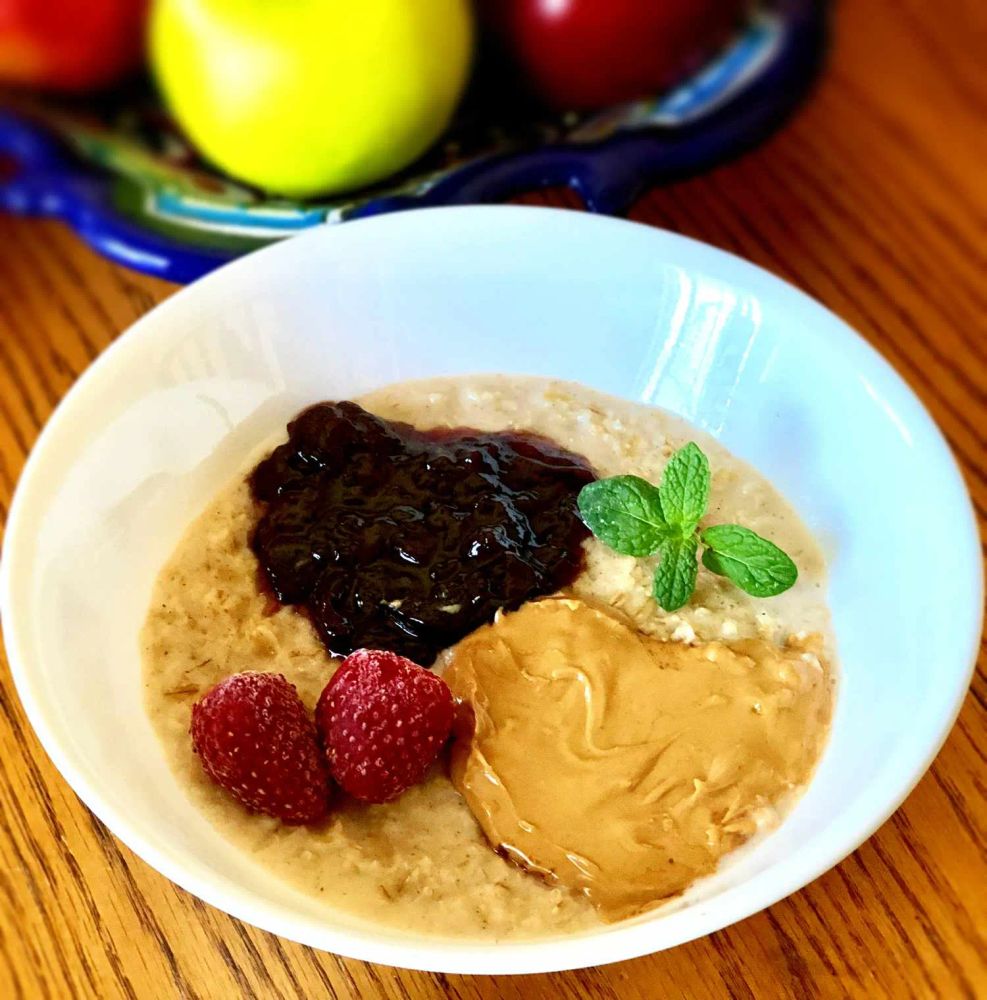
[143,375,834,939]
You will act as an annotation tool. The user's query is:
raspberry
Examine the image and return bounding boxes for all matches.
[316,649,455,804]
[190,672,331,824]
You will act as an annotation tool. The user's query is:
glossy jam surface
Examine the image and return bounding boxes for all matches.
[250,401,594,663]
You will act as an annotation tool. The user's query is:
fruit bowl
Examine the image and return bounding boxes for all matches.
[1,206,980,972]
[0,0,827,282]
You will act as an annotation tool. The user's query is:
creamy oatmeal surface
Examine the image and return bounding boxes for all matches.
[143,375,834,940]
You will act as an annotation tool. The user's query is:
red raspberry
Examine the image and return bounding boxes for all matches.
[191,672,331,824]
[316,650,455,804]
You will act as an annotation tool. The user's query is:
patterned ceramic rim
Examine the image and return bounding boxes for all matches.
[0,0,827,283]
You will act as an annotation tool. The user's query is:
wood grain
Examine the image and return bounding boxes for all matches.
[0,1,985,996]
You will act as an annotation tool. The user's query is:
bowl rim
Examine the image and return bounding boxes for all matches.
[1,205,982,974]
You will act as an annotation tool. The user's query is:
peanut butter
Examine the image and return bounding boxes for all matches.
[445,597,832,920]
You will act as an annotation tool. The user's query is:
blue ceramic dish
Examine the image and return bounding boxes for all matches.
[0,0,827,283]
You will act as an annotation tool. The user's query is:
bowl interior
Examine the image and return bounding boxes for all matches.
[2,207,980,974]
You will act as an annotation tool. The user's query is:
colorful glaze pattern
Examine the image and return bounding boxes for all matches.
[0,0,827,283]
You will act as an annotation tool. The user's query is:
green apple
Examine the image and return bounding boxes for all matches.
[150,0,473,197]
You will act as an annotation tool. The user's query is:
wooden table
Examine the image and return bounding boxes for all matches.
[0,2,984,997]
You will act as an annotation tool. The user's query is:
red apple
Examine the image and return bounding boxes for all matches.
[477,0,747,111]
[0,0,148,92]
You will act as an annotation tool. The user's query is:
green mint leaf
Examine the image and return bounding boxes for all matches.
[658,442,711,532]
[652,534,699,611]
[700,525,798,598]
[577,476,672,557]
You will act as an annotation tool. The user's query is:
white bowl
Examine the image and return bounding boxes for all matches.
[2,206,981,974]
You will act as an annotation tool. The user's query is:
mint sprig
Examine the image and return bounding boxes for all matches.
[576,443,798,612]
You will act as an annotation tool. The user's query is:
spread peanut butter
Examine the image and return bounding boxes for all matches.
[445,597,832,920]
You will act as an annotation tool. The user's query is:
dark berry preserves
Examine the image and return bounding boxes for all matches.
[249,401,595,664]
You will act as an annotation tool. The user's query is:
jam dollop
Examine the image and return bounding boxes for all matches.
[249,401,594,663]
